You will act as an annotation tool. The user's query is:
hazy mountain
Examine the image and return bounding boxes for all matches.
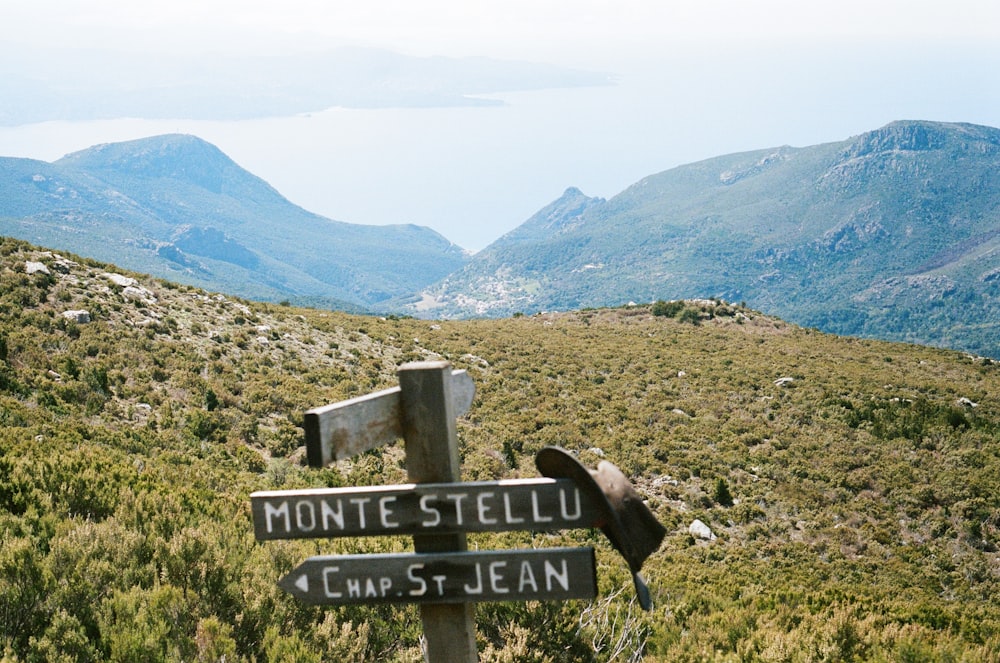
[5,121,998,357]
[0,45,611,125]
[0,134,467,309]
[413,121,1000,357]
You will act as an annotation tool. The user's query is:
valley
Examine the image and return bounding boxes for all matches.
[4,120,997,358]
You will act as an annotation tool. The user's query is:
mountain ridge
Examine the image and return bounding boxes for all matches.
[3,121,999,357]
[413,120,1000,357]
[0,134,468,310]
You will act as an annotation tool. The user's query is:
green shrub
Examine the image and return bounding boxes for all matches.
[652,299,684,317]
[713,478,734,507]
[677,306,702,325]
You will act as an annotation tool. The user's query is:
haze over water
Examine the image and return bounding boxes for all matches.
[2,2,999,252]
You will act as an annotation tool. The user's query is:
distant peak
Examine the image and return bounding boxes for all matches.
[854,121,948,154]
[847,120,1000,158]
[496,186,605,241]
[59,134,225,166]
[55,134,244,194]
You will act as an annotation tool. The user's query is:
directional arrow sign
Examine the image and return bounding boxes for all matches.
[251,478,601,541]
[279,547,596,605]
[303,368,475,467]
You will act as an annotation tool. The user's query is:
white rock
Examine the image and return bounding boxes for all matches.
[774,377,795,387]
[50,255,77,273]
[460,353,490,367]
[103,272,138,288]
[26,261,50,275]
[62,310,91,323]
[652,475,679,487]
[689,519,717,541]
[122,285,157,304]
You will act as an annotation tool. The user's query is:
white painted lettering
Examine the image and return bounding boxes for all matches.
[379,577,392,596]
[544,559,570,592]
[264,501,290,533]
[347,578,361,598]
[379,496,399,529]
[407,564,427,596]
[531,491,553,523]
[477,491,498,525]
[419,494,441,527]
[294,500,316,532]
[349,497,371,529]
[321,499,344,530]
[446,493,468,525]
[364,578,378,598]
[489,561,509,594]
[464,563,483,594]
[322,566,343,598]
[559,488,582,521]
[518,561,538,593]
[503,493,525,524]
[432,575,447,596]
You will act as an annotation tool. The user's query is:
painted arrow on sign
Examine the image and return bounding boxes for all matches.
[303,368,474,467]
[279,547,596,606]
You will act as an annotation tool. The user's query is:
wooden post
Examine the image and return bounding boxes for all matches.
[397,361,478,663]
[257,360,663,655]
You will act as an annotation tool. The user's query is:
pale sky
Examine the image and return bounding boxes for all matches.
[6,1,1000,60]
[3,1,1000,250]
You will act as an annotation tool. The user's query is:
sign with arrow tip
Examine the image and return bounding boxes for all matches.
[278,548,597,606]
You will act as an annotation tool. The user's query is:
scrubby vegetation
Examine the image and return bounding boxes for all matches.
[1,237,999,661]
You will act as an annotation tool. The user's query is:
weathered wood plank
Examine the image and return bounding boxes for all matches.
[303,368,474,467]
[278,548,597,606]
[397,361,477,662]
[250,478,601,540]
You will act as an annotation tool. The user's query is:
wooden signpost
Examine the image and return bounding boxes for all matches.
[251,361,634,662]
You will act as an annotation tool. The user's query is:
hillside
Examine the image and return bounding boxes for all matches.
[1,238,998,661]
[413,121,1000,358]
[0,134,468,309]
